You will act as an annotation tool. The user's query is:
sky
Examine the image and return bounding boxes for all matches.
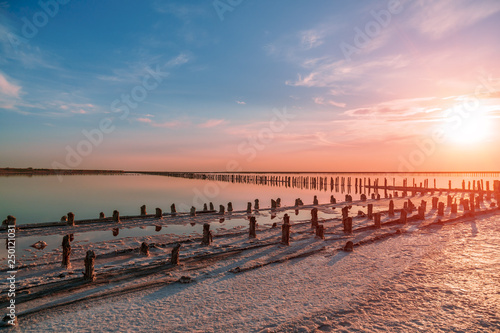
[1,0,500,172]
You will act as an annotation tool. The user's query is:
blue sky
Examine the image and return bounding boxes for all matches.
[1,0,500,171]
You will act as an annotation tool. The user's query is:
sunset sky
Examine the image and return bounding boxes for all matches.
[1,0,500,172]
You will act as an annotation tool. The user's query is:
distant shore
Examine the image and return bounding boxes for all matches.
[0,168,126,176]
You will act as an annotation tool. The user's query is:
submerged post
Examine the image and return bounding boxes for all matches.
[202,223,212,245]
[313,195,319,205]
[62,235,71,269]
[330,195,336,204]
[141,205,147,216]
[155,208,162,218]
[84,250,96,282]
[171,204,177,216]
[67,212,75,226]
[190,206,196,216]
[254,199,260,210]
[113,210,120,223]
[219,205,225,215]
[227,202,233,212]
[249,216,257,238]
[99,212,105,219]
[247,202,252,213]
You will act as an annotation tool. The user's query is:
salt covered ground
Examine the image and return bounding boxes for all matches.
[1,192,499,332]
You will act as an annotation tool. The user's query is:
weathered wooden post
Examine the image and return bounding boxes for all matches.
[112,228,119,236]
[431,197,439,210]
[315,224,325,239]
[209,202,214,211]
[141,205,147,216]
[249,216,257,238]
[202,223,212,245]
[447,195,453,207]
[190,206,196,216]
[311,208,318,229]
[389,200,395,217]
[400,210,407,224]
[313,195,319,205]
[84,250,96,282]
[247,202,252,213]
[360,194,367,201]
[254,199,260,210]
[272,199,277,209]
[437,202,445,216]
[276,198,281,207]
[367,204,373,219]
[451,203,458,214]
[281,214,290,245]
[343,241,354,252]
[203,203,208,212]
[67,212,75,226]
[470,194,476,213]
[113,210,120,223]
[330,195,336,204]
[463,199,470,211]
[171,243,181,265]
[376,194,381,200]
[417,206,425,219]
[371,193,376,200]
[374,212,381,228]
[343,217,352,234]
[155,225,162,232]
[227,202,233,212]
[62,235,71,268]
[140,242,149,256]
[171,204,177,216]
[155,208,163,218]
[341,206,349,220]
[219,205,225,215]
[99,212,105,219]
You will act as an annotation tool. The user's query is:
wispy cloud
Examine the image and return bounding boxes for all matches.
[0,72,21,97]
[286,55,408,88]
[299,29,325,50]
[236,100,246,105]
[407,0,500,40]
[313,97,346,108]
[198,119,227,128]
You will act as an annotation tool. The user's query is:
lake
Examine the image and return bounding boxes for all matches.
[1,172,499,224]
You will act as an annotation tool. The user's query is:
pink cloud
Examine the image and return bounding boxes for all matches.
[136,117,153,123]
[198,119,227,128]
[0,73,21,97]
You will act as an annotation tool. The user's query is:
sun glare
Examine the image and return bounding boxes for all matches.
[443,110,491,145]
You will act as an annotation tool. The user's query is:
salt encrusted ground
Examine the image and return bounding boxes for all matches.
[1,192,499,332]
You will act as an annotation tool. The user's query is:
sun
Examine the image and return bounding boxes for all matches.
[442,108,491,145]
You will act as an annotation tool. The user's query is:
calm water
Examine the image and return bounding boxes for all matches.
[0,173,499,224]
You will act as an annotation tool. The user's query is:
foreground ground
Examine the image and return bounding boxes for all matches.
[2,193,499,332]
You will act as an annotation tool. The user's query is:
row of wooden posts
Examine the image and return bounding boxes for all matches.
[60,189,499,281]
[162,172,500,195]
